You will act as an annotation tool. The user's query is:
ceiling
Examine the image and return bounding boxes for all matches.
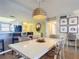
[0,0,79,20]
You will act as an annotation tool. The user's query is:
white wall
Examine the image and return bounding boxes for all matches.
[42,0,79,17]
[0,0,32,21]
[0,0,79,19]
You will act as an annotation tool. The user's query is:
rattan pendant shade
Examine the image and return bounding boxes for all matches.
[32,8,46,20]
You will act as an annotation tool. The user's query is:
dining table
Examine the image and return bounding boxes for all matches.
[9,38,60,59]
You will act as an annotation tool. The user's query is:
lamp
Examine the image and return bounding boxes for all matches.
[32,0,47,20]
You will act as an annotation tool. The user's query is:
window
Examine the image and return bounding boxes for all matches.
[0,23,10,32]
[46,21,57,36]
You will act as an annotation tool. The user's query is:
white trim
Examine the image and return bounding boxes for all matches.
[0,49,12,55]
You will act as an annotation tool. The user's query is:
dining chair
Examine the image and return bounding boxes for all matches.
[40,46,60,59]
[53,45,62,59]
[48,39,62,59]
[49,35,58,39]
[54,35,66,59]
[32,35,41,39]
[18,36,31,42]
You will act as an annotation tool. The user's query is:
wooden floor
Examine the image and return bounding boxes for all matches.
[0,47,79,59]
[0,53,54,59]
[0,53,18,59]
[0,51,55,59]
[64,48,79,59]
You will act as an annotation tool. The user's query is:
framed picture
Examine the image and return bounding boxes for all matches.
[60,26,67,33]
[69,26,78,33]
[69,17,78,25]
[60,18,67,25]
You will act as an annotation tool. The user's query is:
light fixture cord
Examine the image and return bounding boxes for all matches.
[37,0,41,8]
[39,0,41,8]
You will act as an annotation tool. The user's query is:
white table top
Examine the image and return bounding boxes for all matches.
[9,38,59,59]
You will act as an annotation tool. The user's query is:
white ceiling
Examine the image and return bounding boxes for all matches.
[0,0,79,20]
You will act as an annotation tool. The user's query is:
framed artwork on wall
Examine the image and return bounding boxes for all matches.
[60,26,67,33]
[69,17,78,25]
[60,18,67,25]
[69,25,78,33]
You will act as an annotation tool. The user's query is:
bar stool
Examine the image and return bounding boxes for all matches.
[0,39,4,52]
[12,37,19,44]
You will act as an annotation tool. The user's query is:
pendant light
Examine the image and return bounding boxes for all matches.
[32,0,47,20]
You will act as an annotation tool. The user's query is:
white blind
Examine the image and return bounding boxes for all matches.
[1,23,10,32]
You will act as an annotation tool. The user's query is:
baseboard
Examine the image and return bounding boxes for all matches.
[0,49,12,55]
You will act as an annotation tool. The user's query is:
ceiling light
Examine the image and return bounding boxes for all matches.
[32,0,47,20]
[0,17,16,23]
